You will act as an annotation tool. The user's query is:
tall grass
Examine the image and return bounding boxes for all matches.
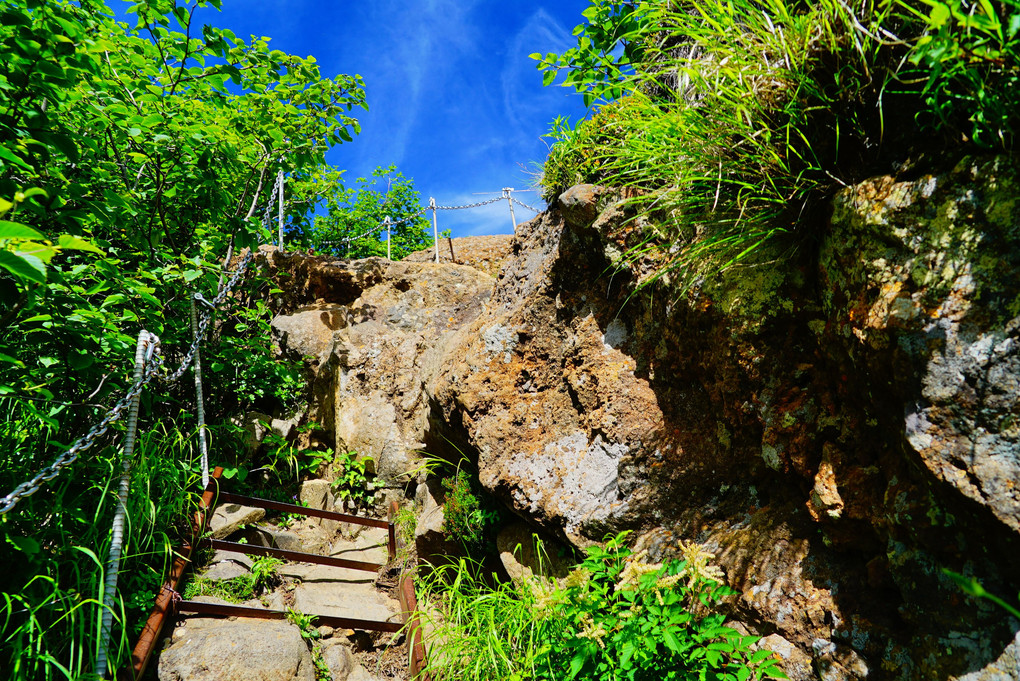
[1,403,203,680]
[415,558,546,681]
[540,0,1020,289]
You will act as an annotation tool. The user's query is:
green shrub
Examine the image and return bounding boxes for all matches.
[536,532,785,681]
[418,533,785,681]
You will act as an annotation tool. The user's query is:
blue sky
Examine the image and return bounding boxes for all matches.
[187,1,594,237]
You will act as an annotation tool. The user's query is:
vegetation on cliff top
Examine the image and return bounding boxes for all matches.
[534,0,1020,288]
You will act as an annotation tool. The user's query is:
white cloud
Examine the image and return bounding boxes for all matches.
[502,10,586,141]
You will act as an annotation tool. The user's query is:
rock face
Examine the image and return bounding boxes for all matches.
[262,155,1019,680]
[404,234,514,277]
[263,255,494,485]
[821,156,1020,536]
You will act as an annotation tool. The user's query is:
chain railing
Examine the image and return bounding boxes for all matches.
[0,173,280,516]
[314,189,544,261]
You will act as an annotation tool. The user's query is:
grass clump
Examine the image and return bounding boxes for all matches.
[0,418,205,679]
[183,555,284,603]
[534,0,1020,289]
[441,470,500,551]
[417,532,785,681]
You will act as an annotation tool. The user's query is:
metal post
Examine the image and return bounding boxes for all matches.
[385,216,392,261]
[429,197,439,264]
[504,187,517,233]
[277,168,285,251]
[191,295,209,488]
[96,330,154,680]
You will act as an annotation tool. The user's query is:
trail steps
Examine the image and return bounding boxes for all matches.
[157,497,406,681]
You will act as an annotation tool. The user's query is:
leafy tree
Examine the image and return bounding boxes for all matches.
[0,0,366,676]
[308,165,433,260]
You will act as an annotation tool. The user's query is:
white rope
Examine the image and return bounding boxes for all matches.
[95,330,157,679]
[190,295,210,488]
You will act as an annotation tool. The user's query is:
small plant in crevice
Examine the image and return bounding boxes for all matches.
[183,555,283,603]
[256,431,338,490]
[286,608,331,681]
[943,569,1020,619]
[441,470,500,551]
[392,505,418,564]
[331,450,377,511]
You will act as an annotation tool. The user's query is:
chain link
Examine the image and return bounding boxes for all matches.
[318,207,430,248]
[432,196,504,211]
[259,172,284,230]
[165,248,255,383]
[0,345,163,514]
[511,196,543,213]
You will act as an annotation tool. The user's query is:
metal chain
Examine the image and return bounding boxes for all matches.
[259,172,284,230]
[432,196,504,211]
[165,248,255,384]
[0,208,260,514]
[0,344,163,515]
[511,196,543,213]
[318,208,430,248]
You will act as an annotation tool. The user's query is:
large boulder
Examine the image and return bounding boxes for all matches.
[262,255,495,488]
[426,161,1020,679]
[158,618,314,681]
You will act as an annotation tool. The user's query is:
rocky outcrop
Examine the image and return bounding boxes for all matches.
[260,155,1019,680]
[424,158,1020,679]
[404,235,513,277]
[262,254,494,487]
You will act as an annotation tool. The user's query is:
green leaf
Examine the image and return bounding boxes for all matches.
[0,221,44,240]
[568,651,587,680]
[663,628,682,653]
[58,234,105,255]
[68,351,94,370]
[0,352,25,368]
[0,249,46,283]
[0,146,33,170]
[9,536,41,554]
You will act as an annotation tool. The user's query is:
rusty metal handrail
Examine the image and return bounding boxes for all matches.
[207,538,384,572]
[175,600,403,633]
[121,467,223,681]
[218,491,391,529]
[122,468,401,679]
[390,500,431,681]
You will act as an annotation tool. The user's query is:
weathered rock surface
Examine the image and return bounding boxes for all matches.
[821,156,1020,536]
[259,155,1019,680]
[209,502,266,539]
[158,618,314,681]
[263,254,495,486]
[404,234,514,277]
